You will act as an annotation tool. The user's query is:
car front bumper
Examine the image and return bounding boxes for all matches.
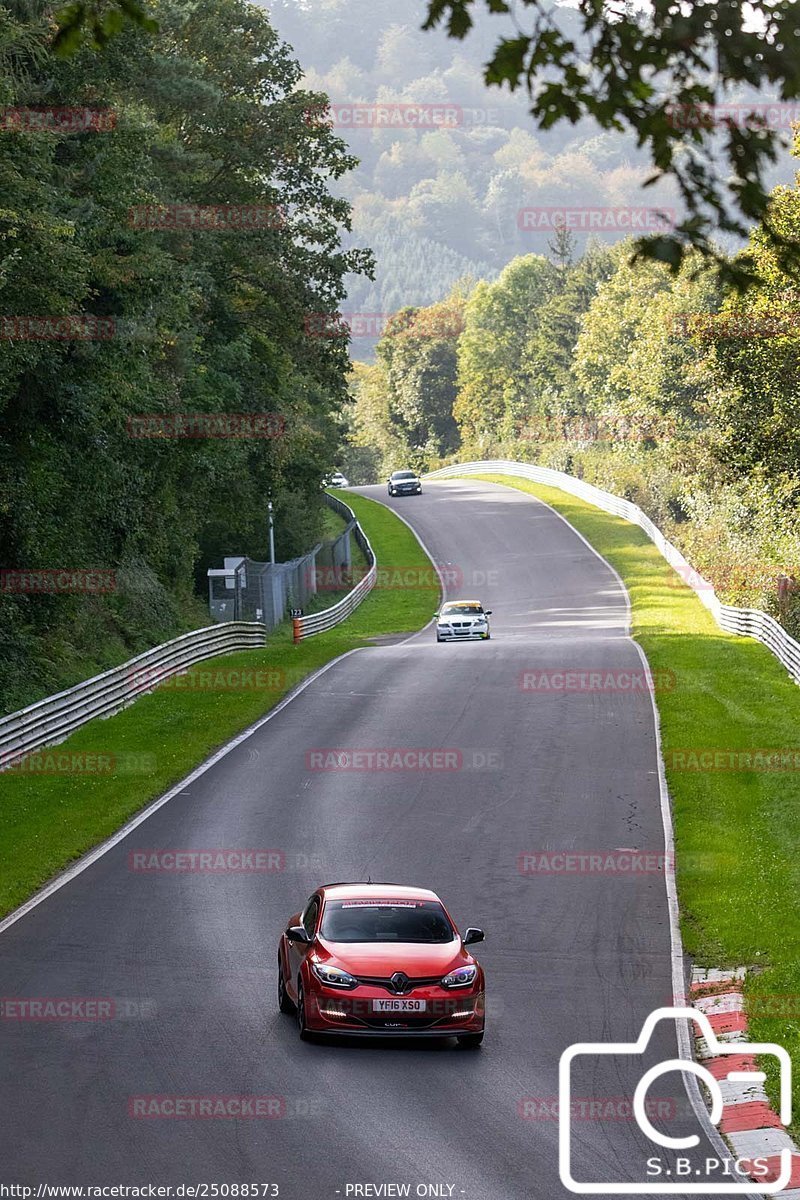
[437,626,490,640]
[304,987,485,1035]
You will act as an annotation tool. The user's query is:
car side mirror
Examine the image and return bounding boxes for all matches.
[286,924,311,944]
[484,610,493,616]
[463,927,484,946]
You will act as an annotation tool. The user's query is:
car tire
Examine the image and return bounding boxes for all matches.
[457,1031,484,1049]
[296,978,311,1041]
[278,955,294,1014]
[436,634,444,642]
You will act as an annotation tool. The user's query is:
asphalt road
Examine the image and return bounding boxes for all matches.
[0,480,732,1198]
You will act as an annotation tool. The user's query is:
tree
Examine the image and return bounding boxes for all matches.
[706,183,800,482]
[0,0,370,709]
[574,249,720,442]
[523,237,616,421]
[424,0,800,284]
[454,254,555,449]
[376,293,466,462]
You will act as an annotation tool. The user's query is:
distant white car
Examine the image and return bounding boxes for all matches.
[328,472,349,487]
[435,600,492,642]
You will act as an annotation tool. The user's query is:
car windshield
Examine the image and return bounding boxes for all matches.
[392,471,417,480]
[319,899,455,943]
[442,604,484,616]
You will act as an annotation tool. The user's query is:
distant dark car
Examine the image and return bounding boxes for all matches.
[388,470,422,497]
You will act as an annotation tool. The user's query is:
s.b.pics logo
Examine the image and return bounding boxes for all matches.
[559,1007,792,1193]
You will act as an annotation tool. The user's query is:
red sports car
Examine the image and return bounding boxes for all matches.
[278,882,486,1046]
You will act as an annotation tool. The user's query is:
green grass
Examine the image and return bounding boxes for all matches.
[471,473,800,1123]
[0,491,435,918]
[303,501,370,613]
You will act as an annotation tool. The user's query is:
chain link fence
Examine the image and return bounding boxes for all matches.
[207,500,355,628]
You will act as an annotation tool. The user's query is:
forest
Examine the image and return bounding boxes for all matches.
[267,0,798,353]
[342,194,800,638]
[0,0,370,711]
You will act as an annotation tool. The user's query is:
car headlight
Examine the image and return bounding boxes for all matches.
[441,965,478,989]
[311,963,358,989]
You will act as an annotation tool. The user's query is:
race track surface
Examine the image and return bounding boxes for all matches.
[0,480,727,1198]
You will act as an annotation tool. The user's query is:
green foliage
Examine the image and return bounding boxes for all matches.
[266,1,693,347]
[423,0,800,284]
[347,156,800,631]
[0,0,370,713]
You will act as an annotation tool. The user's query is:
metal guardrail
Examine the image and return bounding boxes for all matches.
[292,494,377,642]
[0,622,267,770]
[426,459,800,686]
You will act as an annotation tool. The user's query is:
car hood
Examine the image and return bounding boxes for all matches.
[315,938,468,976]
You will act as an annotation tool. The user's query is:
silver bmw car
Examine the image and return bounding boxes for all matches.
[435,600,492,642]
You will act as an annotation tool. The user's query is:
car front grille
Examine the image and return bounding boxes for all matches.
[354,975,442,992]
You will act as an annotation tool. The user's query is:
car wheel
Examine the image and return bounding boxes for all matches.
[296,978,311,1041]
[457,1031,484,1048]
[436,635,443,642]
[278,955,294,1014]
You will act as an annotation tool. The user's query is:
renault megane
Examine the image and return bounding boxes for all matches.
[278,883,486,1045]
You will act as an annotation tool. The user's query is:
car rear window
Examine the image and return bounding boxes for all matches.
[319,899,455,943]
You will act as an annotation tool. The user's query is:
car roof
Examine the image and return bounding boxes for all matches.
[319,882,440,902]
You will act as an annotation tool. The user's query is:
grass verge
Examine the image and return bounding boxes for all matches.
[469,473,800,1124]
[0,491,434,919]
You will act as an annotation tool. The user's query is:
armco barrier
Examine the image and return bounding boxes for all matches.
[426,460,800,686]
[293,494,377,642]
[0,622,266,770]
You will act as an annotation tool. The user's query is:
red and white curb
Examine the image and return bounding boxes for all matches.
[691,967,800,1196]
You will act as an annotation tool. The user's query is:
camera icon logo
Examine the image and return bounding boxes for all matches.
[559,1006,792,1194]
